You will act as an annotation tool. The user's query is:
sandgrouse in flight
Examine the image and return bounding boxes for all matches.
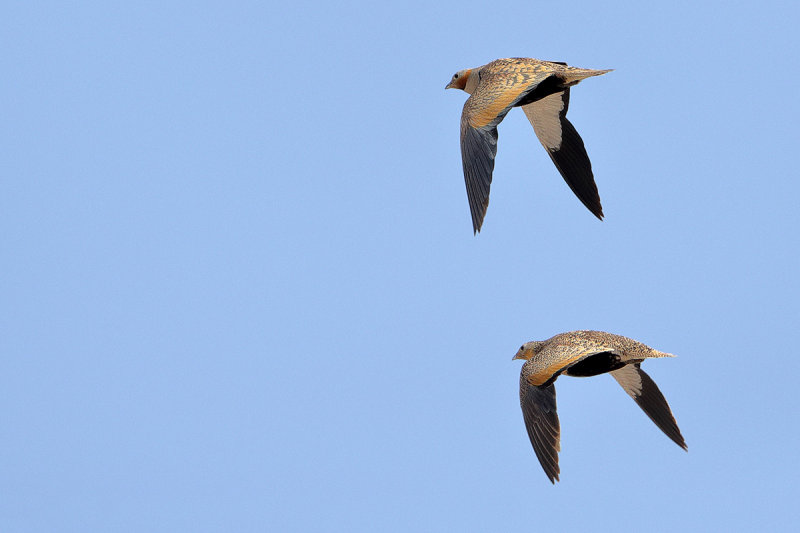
[446,58,611,233]
[513,330,687,483]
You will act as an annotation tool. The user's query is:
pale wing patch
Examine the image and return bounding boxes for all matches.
[522,92,565,150]
[610,365,643,397]
[520,88,604,219]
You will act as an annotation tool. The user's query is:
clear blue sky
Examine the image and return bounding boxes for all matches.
[2,1,799,531]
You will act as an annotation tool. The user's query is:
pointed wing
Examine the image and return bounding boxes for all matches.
[460,121,498,233]
[611,364,687,450]
[520,381,560,483]
[460,68,551,233]
[521,90,604,219]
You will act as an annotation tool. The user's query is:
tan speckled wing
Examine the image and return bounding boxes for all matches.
[462,60,557,130]
[525,338,619,387]
[460,61,554,233]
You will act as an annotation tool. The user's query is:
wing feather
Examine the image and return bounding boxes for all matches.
[522,90,604,219]
[520,382,561,483]
[459,67,551,233]
[611,364,687,450]
[526,342,618,386]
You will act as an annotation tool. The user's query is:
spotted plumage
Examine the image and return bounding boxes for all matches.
[446,58,611,233]
[512,330,687,483]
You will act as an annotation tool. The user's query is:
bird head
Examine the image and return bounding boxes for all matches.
[512,341,544,361]
[445,69,472,91]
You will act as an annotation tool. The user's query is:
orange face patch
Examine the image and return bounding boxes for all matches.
[448,69,470,90]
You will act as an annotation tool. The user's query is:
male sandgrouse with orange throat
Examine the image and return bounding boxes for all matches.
[446,58,611,233]
[512,330,687,483]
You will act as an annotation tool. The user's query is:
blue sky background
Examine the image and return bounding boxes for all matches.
[2,1,799,531]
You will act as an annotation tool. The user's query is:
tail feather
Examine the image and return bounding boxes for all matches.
[561,68,613,85]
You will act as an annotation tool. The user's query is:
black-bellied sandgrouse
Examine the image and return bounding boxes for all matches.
[446,58,611,233]
[512,330,687,483]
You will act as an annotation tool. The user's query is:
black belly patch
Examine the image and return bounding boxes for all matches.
[566,352,625,377]
[513,75,564,107]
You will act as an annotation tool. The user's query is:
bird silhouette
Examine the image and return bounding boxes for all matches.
[512,330,687,483]
[446,58,611,233]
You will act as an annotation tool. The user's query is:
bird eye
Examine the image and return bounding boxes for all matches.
[453,73,459,79]
[519,345,525,351]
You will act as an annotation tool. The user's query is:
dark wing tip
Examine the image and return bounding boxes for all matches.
[545,119,604,219]
[633,367,687,450]
[521,383,561,483]
[524,90,604,220]
[471,206,484,234]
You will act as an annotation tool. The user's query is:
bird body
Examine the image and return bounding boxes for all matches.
[446,58,611,233]
[512,330,686,483]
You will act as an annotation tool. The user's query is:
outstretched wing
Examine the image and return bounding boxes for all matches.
[460,67,551,233]
[520,380,560,483]
[522,89,604,219]
[611,364,687,450]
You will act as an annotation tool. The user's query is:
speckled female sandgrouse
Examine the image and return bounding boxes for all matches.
[446,58,611,233]
[512,330,687,483]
